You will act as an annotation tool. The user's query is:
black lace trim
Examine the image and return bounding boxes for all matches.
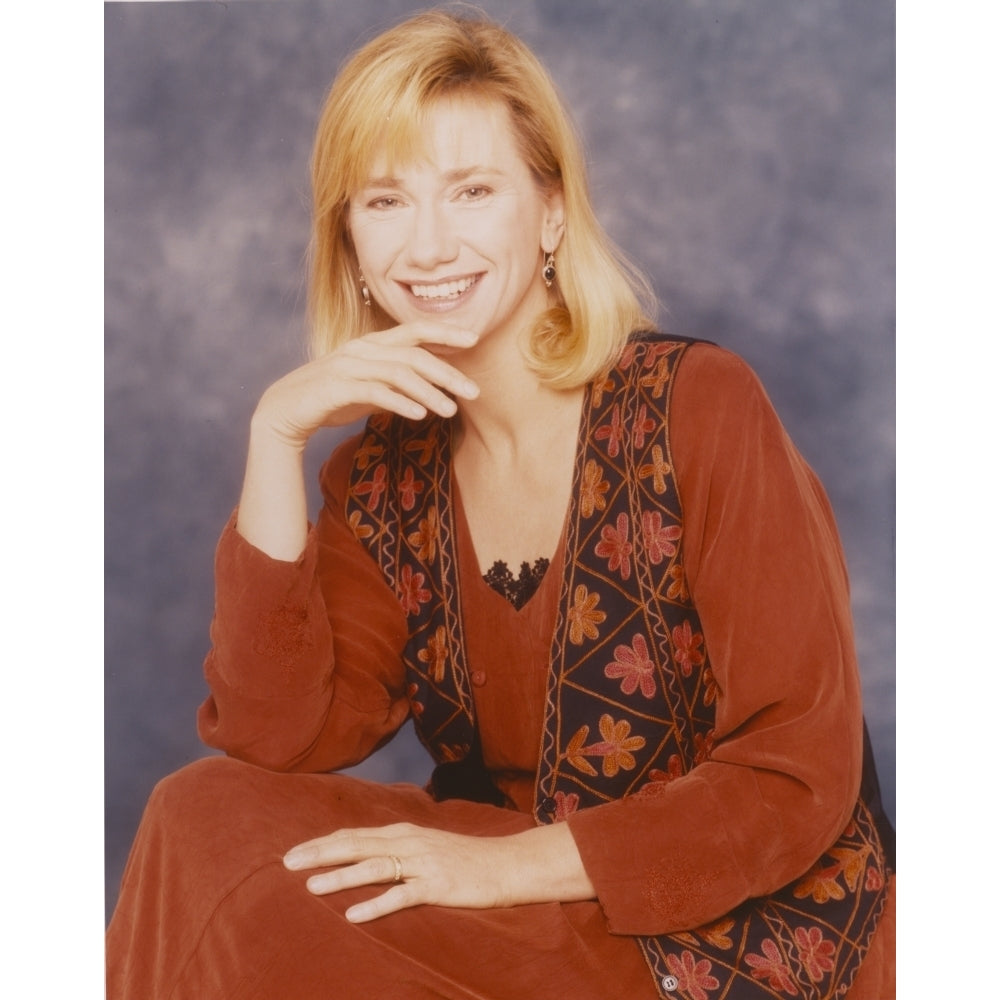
[482,558,550,610]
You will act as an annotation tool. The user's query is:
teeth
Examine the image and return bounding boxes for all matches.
[410,276,477,300]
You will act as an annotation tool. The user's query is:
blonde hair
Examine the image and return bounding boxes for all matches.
[308,7,656,388]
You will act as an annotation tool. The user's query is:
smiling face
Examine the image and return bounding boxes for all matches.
[347,97,565,350]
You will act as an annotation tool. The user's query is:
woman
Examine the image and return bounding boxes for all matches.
[107,9,894,999]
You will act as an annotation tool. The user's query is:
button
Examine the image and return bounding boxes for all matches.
[471,670,487,686]
[661,975,679,992]
[540,796,557,814]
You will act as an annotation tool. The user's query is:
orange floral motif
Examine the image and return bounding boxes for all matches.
[407,506,439,561]
[664,950,720,1000]
[565,723,598,777]
[631,403,656,448]
[672,619,706,676]
[648,754,684,784]
[666,563,689,601]
[744,938,798,995]
[639,355,671,397]
[595,512,633,580]
[702,666,719,706]
[567,584,606,644]
[590,376,615,407]
[582,714,646,778]
[793,926,836,983]
[353,438,385,470]
[417,625,448,682]
[638,443,671,494]
[697,917,735,951]
[398,466,425,511]
[641,510,682,564]
[347,509,374,540]
[594,404,625,457]
[580,459,609,518]
[353,463,388,512]
[397,564,431,616]
[406,682,424,717]
[404,434,438,465]
[605,633,657,698]
[829,845,871,893]
[794,860,847,904]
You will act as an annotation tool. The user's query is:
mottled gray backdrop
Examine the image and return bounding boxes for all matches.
[105,0,894,919]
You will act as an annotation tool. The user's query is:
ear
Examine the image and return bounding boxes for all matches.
[541,186,566,254]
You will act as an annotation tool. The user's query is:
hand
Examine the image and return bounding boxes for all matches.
[254,322,481,452]
[282,820,596,924]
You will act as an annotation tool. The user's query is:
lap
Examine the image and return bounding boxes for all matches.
[108,756,655,1000]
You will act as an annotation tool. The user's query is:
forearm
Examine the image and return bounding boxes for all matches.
[497,820,596,906]
[236,414,309,561]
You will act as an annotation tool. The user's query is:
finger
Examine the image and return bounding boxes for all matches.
[345,884,417,924]
[303,854,403,896]
[343,344,480,404]
[284,823,416,870]
[367,322,478,353]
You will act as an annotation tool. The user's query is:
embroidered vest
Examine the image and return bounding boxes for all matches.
[345,334,890,1000]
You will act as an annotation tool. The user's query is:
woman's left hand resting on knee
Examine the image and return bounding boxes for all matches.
[283,822,596,923]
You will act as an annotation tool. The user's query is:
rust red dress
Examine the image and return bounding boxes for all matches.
[107,344,894,999]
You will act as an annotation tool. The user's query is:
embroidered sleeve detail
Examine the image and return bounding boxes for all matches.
[250,601,315,672]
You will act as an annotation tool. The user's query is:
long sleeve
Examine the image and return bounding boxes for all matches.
[567,342,864,935]
[197,436,411,772]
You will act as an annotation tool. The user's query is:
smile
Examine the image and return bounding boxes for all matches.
[408,275,480,300]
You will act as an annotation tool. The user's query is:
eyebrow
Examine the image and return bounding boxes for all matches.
[361,166,505,189]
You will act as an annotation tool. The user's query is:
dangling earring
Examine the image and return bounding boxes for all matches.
[359,272,371,307]
[542,251,556,289]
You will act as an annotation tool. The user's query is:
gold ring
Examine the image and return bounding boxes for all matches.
[389,854,404,884]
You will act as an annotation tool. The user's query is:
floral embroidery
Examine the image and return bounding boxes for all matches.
[865,866,884,892]
[565,724,598,777]
[693,729,716,764]
[664,950,721,1000]
[417,625,448,683]
[632,403,657,448]
[580,459,609,518]
[794,861,847,904]
[404,434,438,465]
[641,510,681,564]
[397,564,431,616]
[666,563,689,601]
[702,666,719,705]
[698,918,736,951]
[567,584,606,644]
[744,939,798,995]
[407,506,439,561]
[649,754,684,783]
[590,375,615,407]
[406,682,424,717]
[638,444,671,494]
[352,462,388,511]
[829,846,870,893]
[671,620,706,676]
[639,356,671,397]
[594,404,625,457]
[398,466,424,511]
[793,926,836,983]
[353,438,384,470]
[583,714,646,777]
[553,790,580,821]
[347,509,374,540]
[605,633,657,698]
[595,512,633,580]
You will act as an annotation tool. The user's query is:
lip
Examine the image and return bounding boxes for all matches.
[397,273,484,312]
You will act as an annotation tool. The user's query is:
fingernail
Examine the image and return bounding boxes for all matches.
[283,850,306,870]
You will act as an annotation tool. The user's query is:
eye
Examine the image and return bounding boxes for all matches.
[367,195,403,210]
[458,186,492,201]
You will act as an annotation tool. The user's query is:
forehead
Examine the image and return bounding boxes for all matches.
[363,97,529,184]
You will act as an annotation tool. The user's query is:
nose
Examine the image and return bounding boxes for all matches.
[405,201,459,270]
